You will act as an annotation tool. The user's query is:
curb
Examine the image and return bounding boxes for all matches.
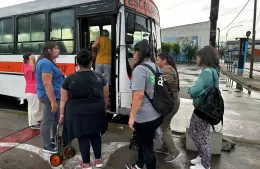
[220,69,260,91]
[171,130,260,146]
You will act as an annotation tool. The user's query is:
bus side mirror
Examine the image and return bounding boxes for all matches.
[126,13,135,34]
[125,35,134,45]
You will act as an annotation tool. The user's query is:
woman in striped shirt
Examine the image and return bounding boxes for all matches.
[155,52,181,163]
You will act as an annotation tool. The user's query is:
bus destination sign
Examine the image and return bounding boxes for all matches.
[125,0,160,23]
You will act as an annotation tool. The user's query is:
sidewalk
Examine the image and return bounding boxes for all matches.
[220,64,260,91]
[0,110,260,169]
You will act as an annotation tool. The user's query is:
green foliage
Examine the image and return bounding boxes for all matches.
[161,42,180,55]
[182,42,198,61]
[170,43,180,55]
[161,42,171,52]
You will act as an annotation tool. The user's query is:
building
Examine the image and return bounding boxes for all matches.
[161,21,210,49]
[226,40,260,62]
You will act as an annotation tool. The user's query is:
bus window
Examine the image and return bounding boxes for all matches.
[17,13,45,54]
[89,26,100,42]
[0,18,14,54]
[102,25,111,39]
[50,9,74,54]
[126,14,151,63]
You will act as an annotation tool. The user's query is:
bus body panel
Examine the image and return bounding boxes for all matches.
[0,0,161,115]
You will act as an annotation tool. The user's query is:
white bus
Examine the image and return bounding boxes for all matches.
[0,0,162,115]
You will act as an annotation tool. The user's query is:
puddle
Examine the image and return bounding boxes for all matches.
[223,76,260,101]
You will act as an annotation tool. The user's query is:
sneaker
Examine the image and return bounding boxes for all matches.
[125,163,142,169]
[191,156,201,165]
[31,124,41,130]
[190,164,209,169]
[43,145,57,154]
[78,160,92,169]
[154,147,168,154]
[95,159,103,168]
[51,138,56,145]
[164,151,182,163]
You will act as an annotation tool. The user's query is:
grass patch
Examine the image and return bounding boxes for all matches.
[0,109,28,117]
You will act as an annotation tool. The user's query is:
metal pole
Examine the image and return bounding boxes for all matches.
[249,0,257,78]
[217,28,220,51]
[209,0,220,47]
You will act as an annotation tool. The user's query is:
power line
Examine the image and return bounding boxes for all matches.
[221,0,251,31]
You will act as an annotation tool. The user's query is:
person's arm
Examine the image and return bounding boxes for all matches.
[41,61,56,103]
[29,55,36,72]
[92,37,101,48]
[128,66,146,130]
[129,91,144,119]
[59,88,68,124]
[42,73,56,103]
[188,70,211,98]
[103,83,109,110]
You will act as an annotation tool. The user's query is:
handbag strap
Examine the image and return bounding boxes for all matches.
[211,69,215,86]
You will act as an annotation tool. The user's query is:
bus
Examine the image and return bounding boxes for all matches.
[0,0,162,115]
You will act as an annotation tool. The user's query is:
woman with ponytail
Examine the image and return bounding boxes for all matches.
[155,52,182,163]
[36,41,63,154]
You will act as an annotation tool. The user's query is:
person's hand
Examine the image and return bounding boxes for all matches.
[51,101,58,113]
[59,115,64,125]
[128,116,135,131]
[29,55,36,63]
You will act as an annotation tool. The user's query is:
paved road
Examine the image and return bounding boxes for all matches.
[0,64,260,169]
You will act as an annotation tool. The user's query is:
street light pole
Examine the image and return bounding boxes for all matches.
[249,0,257,79]
[226,25,243,42]
[217,28,220,52]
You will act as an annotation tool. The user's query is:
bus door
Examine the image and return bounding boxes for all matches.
[78,15,117,113]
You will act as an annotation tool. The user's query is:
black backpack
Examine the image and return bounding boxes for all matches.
[141,63,175,117]
[194,69,225,131]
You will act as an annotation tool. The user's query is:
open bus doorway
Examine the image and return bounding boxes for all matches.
[78,15,117,114]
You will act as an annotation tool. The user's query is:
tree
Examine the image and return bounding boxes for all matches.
[182,42,198,61]
[170,43,180,56]
[161,42,171,52]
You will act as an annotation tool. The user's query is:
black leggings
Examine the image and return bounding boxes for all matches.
[78,133,101,163]
[135,116,163,169]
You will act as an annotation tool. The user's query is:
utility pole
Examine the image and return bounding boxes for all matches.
[249,0,257,79]
[217,28,220,51]
[209,0,220,47]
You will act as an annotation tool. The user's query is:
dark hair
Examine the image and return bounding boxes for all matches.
[37,41,57,65]
[101,30,109,37]
[134,39,151,68]
[158,52,180,91]
[23,52,32,63]
[196,46,219,68]
[76,49,92,68]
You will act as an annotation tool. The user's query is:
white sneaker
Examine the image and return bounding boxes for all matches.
[190,164,208,169]
[191,156,201,165]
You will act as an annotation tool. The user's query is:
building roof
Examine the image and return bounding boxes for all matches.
[227,39,260,45]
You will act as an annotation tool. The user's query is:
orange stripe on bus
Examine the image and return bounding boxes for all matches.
[0,62,75,76]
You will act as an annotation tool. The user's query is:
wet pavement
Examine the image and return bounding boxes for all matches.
[172,64,260,142]
[0,111,260,169]
[0,64,260,168]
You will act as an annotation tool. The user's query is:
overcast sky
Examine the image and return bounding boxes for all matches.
[0,0,259,41]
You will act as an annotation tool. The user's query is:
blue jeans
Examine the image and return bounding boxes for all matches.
[39,98,60,148]
[134,116,163,169]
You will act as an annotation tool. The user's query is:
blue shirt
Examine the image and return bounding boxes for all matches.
[36,58,63,99]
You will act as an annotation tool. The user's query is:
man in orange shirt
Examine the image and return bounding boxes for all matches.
[92,30,111,85]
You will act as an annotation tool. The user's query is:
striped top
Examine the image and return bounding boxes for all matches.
[162,65,179,95]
